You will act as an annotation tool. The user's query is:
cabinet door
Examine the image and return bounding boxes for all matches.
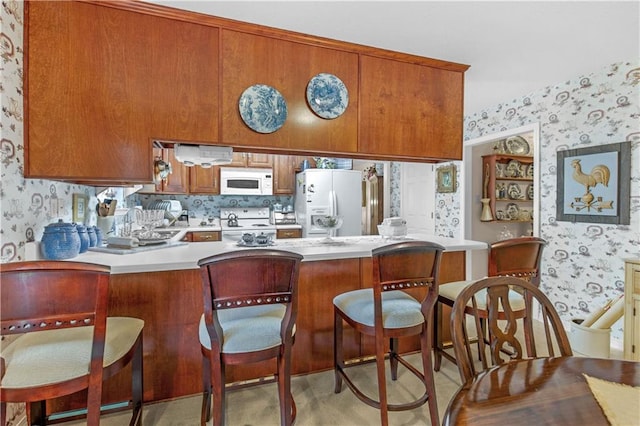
[273,155,297,195]
[221,30,358,154]
[228,152,274,168]
[190,166,220,194]
[359,55,464,160]
[26,1,153,182]
[160,149,189,193]
[149,17,219,143]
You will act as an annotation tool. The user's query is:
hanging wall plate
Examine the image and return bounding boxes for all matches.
[239,84,287,133]
[306,73,349,119]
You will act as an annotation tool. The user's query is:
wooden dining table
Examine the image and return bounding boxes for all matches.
[443,356,640,425]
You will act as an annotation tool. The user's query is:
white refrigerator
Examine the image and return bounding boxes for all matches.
[294,169,363,238]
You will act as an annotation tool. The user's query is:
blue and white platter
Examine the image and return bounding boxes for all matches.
[239,84,288,133]
[306,73,349,119]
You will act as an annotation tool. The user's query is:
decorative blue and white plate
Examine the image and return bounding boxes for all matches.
[306,73,349,119]
[239,84,287,133]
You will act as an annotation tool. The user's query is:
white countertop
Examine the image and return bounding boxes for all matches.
[30,234,487,275]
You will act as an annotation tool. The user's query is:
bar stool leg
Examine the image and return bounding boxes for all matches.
[333,310,344,393]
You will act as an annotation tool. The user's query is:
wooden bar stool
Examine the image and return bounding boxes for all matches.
[333,241,444,426]
[0,261,144,426]
[434,237,547,371]
[198,249,303,426]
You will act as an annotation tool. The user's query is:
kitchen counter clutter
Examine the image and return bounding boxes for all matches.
[57,234,486,274]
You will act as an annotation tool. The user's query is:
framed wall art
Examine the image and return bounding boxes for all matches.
[437,164,457,193]
[72,193,89,223]
[556,141,630,224]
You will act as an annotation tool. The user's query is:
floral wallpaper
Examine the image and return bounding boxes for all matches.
[462,60,640,341]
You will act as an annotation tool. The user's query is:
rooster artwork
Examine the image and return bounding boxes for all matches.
[569,159,614,213]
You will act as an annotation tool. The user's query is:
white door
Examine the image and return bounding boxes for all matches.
[401,162,435,233]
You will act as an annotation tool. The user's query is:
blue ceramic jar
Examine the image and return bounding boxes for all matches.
[87,226,97,247]
[40,220,81,260]
[93,225,103,246]
[76,224,90,253]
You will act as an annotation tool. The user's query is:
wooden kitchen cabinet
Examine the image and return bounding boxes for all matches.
[273,155,304,195]
[227,152,273,168]
[220,29,359,154]
[25,1,219,184]
[189,231,221,242]
[153,149,189,193]
[276,228,302,239]
[624,259,640,361]
[148,148,220,195]
[189,166,220,194]
[481,154,534,223]
[359,55,465,161]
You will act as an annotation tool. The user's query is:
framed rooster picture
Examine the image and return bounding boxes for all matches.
[556,141,630,224]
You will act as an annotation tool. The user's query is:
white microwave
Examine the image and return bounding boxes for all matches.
[220,167,273,196]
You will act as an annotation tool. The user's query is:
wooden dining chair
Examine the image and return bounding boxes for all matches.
[198,249,303,426]
[0,261,144,426]
[449,276,572,384]
[434,236,546,371]
[333,241,444,426]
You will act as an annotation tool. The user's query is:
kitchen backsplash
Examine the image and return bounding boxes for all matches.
[136,194,294,220]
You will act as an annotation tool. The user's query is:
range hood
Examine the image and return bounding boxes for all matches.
[173,144,233,168]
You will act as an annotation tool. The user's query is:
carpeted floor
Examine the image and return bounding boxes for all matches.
[61,353,461,426]
[58,321,622,426]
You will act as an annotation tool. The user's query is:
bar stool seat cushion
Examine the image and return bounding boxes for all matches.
[199,304,293,354]
[1,317,144,389]
[333,289,423,329]
[439,279,525,311]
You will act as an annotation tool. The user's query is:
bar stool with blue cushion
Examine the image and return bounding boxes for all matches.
[198,249,303,426]
[0,261,144,426]
[333,241,444,426]
[434,237,547,371]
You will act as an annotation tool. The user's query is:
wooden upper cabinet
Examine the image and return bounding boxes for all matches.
[220,30,359,154]
[25,1,153,182]
[359,55,465,161]
[189,166,220,194]
[25,1,219,183]
[228,152,274,168]
[273,155,298,195]
[153,148,189,193]
[149,17,219,144]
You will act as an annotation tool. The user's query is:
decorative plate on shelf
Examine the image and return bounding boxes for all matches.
[505,159,521,177]
[239,84,288,133]
[527,184,534,200]
[306,73,349,119]
[508,183,523,200]
[526,164,534,179]
[506,203,520,220]
[505,135,530,155]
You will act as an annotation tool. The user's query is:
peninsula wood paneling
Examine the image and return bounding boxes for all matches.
[50,251,467,411]
[220,29,359,154]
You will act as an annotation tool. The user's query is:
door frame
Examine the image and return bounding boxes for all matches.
[462,122,541,240]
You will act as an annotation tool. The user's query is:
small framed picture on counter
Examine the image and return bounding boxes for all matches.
[72,193,89,223]
[437,164,457,193]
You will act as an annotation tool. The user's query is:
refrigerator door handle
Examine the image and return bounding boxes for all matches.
[329,190,337,216]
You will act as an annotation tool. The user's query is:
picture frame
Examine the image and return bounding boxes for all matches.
[556,141,630,224]
[437,164,457,193]
[72,193,89,223]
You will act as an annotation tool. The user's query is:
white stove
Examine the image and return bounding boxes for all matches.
[220,207,276,243]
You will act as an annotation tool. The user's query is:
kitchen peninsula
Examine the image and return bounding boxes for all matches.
[39,235,486,410]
